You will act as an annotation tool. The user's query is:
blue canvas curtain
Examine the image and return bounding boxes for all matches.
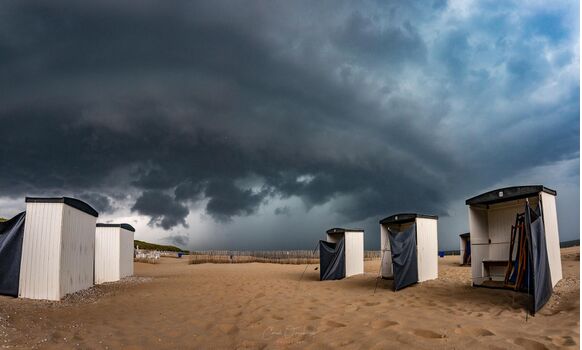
[319,239,346,280]
[0,212,25,296]
[525,202,553,314]
[388,223,419,291]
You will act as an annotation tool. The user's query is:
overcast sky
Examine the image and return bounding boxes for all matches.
[0,0,579,250]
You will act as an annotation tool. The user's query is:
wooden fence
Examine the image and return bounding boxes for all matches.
[189,250,382,265]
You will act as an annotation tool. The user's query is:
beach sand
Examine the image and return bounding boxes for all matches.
[0,247,578,349]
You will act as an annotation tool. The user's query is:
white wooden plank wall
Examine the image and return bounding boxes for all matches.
[380,224,392,278]
[59,205,96,297]
[119,228,134,279]
[345,231,363,277]
[416,218,438,282]
[95,227,121,284]
[19,202,64,300]
[540,192,563,287]
[469,206,488,285]
[459,237,466,264]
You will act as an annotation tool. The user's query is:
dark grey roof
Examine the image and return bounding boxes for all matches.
[460,232,470,238]
[465,185,556,206]
[326,227,364,234]
[96,223,135,232]
[379,213,438,225]
[25,197,98,217]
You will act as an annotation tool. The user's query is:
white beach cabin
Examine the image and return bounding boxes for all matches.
[321,228,364,278]
[466,185,562,289]
[19,197,98,300]
[95,223,135,284]
[380,213,438,286]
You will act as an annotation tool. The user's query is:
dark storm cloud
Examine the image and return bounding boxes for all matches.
[132,191,189,229]
[335,11,427,64]
[0,0,578,243]
[204,180,270,222]
[78,193,115,214]
[274,206,290,216]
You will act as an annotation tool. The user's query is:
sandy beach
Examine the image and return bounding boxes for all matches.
[0,247,578,349]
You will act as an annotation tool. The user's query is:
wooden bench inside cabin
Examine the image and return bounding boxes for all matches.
[482,260,511,281]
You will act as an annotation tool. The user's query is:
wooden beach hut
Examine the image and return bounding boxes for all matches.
[466,185,562,314]
[319,228,364,280]
[95,223,135,284]
[18,197,98,300]
[379,213,438,290]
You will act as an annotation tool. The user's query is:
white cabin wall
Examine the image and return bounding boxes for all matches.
[487,198,539,262]
[344,231,364,277]
[119,228,134,278]
[459,237,465,265]
[540,192,562,287]
[471,245,489,284]
[380,225,389,252]
[380,225,392,278]
[468,206,488,285]
[95,227,121,284]
[416,218,438,282]
[59,205,96,298]
[19,202,64,300]
[487,203,518,262]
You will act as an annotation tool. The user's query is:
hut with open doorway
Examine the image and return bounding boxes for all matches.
[466,185,562,314]
[379,213,438,290]
[95,223,135,284]
[319,228,364,280]
[460,232,471,265]
[18,197,98,300]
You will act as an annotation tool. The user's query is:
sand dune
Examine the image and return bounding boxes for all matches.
[0,247,578,349]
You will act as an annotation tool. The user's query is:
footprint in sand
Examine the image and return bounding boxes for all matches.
[326,320,347,328]
[363,301,380,307]
[226,309,242,318]
[344,304,359,312]
[245,316,264,328]
[558,336,577,347]
[369,320,398,330]
[217,323,239,335]
[454,327,494,337]
[514,338,549,350]
[412,329,446,339]
[272,315,284,321]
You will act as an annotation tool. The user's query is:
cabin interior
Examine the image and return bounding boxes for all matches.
[469,196,541,289]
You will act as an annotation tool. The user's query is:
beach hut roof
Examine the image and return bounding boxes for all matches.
[25,197,98,217]
[96,223,136,232]
[465,185,556,206]
[326,227,364,234]
[379,213,438,225]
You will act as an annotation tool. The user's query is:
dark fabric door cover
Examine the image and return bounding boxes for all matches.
[388,223,419,291]
[319,238,346,280]
[0,212,26,297]
[525,203,553,314]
